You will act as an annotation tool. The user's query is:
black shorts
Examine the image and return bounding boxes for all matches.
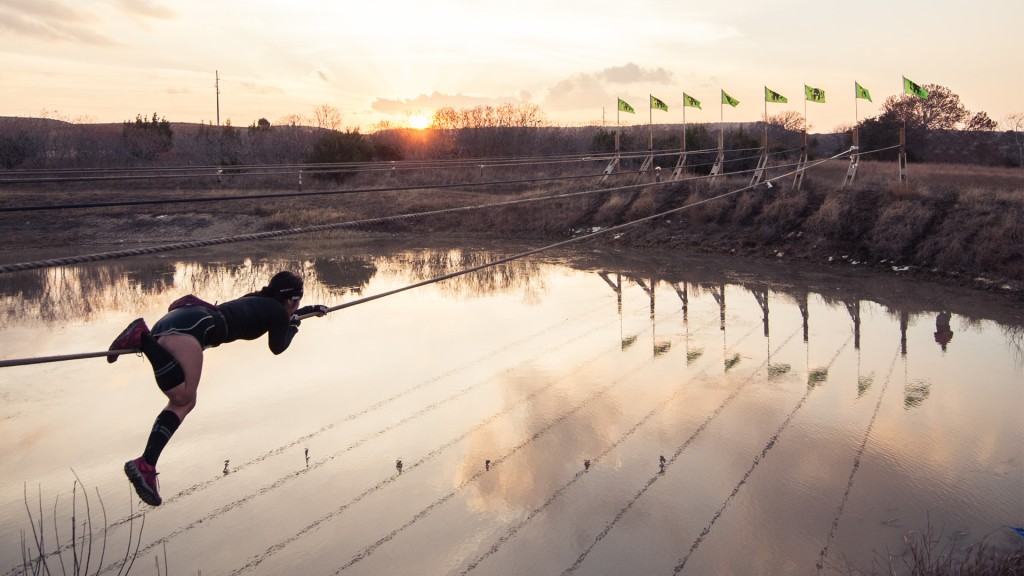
[152,306,222,348]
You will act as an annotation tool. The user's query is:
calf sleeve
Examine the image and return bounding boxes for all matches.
[140,333,186,391]
[142,410,181,467]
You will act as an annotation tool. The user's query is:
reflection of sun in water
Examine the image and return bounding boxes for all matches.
[408,114,431,129]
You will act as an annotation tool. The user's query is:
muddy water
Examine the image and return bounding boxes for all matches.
[0,236,1021,576]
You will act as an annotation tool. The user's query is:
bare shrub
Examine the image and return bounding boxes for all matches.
[731,190,761,224]
[868,200,935,260]
[919,186,1024,278]
[759,188,809,229]
[624,187,667,221]
[21,477,147,576]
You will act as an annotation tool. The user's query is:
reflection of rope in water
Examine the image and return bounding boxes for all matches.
[559,327,801,576]
[324,312,694,575]
[462,323,761,576]
[102,299,614,534]
[234,325,664,575]
[672,332,853,574]
[816,345,901,573]
[81,307,623,576]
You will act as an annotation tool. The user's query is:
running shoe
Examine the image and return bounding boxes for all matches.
[124,457,162,506]
[107,318,149,363]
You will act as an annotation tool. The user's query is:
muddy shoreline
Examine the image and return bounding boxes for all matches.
[1,205,1020,306]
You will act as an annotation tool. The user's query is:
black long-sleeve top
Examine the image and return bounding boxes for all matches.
[213,295,297,354]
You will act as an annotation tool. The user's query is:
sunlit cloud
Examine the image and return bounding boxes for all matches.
[597,63,674,85]
[0,11,120,45]
[542,73,610,112]
[0,0,93,22]
[371,91,520,115]
[112,0,176,20]
[239,81,286,95]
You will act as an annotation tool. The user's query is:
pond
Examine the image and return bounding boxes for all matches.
[1,235,1021,576]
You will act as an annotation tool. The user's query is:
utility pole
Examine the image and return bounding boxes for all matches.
[215,70,221,126]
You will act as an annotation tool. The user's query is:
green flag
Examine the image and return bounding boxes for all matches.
[722,90,739,107]
[651,95,668,112]
[902,76,928,99]
[683,93,701,110]
[855,82,872,102]
[618,98,635,114]
[765,87,788,104]
[804,84,825,103]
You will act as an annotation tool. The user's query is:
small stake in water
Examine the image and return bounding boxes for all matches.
[485,459,491,471]
[584,459,591,471]
[223,460,230,476]
[659,455,666,473]
[305,447,310,467]
[396,459,403,474]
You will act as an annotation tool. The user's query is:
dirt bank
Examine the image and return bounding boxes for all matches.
[0,161,1021,300]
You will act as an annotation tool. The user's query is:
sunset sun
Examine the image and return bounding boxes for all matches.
[408,114,431,130]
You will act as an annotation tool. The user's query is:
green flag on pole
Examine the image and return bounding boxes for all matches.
[855,82,872,102]
[683,93,701,109]
[902,76,929,99]
[650,95,668,112]
[765,87,788,104]
[804,84,825,103]
[618,98,635,114]
[722,90,739,107]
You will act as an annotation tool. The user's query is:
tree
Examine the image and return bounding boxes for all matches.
[122,113,173,161]
[765,110,806,132]
[307,129,375,172]
[1005,113,1024,168]
[0,132,28,168]
[965,111,997,131]
[879,84,969,130]
[313,104,342,131]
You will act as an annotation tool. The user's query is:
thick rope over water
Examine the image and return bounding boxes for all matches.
[0,148,856,369]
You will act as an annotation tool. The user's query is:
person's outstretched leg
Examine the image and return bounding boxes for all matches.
[125,333,203,506]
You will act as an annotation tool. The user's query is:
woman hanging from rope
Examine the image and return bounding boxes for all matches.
[107,271,328,506]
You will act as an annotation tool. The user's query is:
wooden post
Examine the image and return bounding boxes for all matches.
[709,129,725,183]
[898,123,908,184]
[793,130,809,190]
[750,124,769,186]
[842,128,860,189]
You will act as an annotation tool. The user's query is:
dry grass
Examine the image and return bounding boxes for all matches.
[2,159,1022,287]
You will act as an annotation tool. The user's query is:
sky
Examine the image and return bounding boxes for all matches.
[0,0,1020,133]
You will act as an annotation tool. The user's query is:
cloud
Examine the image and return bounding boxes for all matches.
[371,91,521,115]
[597,63,674,84]
[541,73,610,112]
[112,0,175,19]
[538,63,675,113]
[0,0,92,22]
[239,81,285,95]
[0,11,119,45]
[308,67,331,83]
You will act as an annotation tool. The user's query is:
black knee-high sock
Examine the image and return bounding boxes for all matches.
[140,333,185,391]
[142,410,181,467]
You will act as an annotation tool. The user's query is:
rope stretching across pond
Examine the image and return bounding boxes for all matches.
[0,148,856,369]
